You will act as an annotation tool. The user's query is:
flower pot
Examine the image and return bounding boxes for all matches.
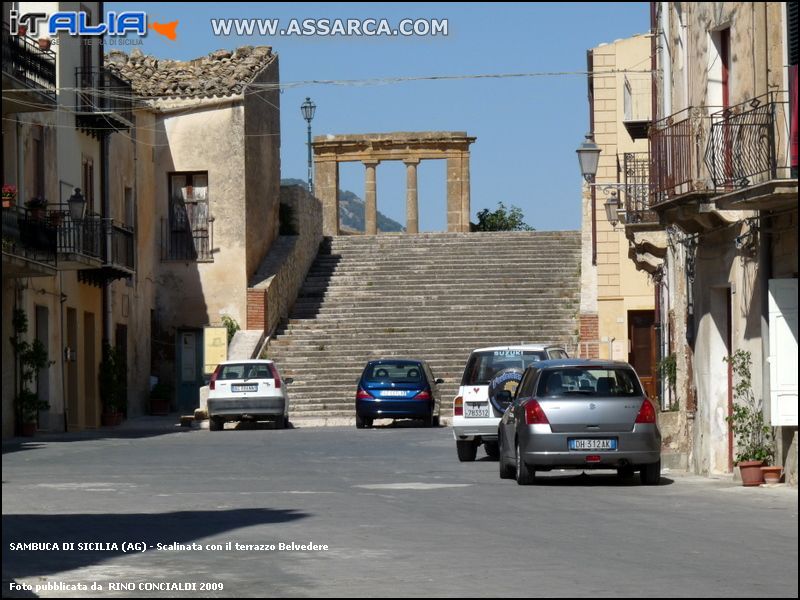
[38,38,52,50]
[21,422,37,437]
[761,466,783,485]
[738,460,765,486]
[2,197,14,209]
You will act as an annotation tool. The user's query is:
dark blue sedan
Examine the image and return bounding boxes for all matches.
[356,359,443,428]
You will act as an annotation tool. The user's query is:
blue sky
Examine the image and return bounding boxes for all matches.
[109,2,649,231]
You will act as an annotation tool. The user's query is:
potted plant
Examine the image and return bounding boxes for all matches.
[99,343,126,426]
[724,350,774,486]
[37,37,52,51]
[2,184,17,208]
[9,308,52,436]
[25,196,48,220]
[149,382,173,416]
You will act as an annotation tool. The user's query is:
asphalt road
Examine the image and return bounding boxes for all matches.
[2,423,798,598]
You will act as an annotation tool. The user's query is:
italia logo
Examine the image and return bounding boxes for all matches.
[8,10,178,40]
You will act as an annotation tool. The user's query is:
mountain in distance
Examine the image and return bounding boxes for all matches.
[281,178,404,233]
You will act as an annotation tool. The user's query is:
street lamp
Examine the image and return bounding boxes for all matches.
[604,191,622,229]
[67,188,86,220]
[300,97,316,195]
[576,132,601,183]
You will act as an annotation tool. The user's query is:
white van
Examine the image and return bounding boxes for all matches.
[451,345,569,461]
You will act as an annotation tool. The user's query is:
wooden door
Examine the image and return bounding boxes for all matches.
[628,310,656,399]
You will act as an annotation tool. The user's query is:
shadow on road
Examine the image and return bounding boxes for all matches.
[2,508,309,581]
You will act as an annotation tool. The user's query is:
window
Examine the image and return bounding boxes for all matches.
[537,367,643,398]
[32,127,45,200]
[165,172,211,261]
[364,362,424,383]
[461,350,546,386]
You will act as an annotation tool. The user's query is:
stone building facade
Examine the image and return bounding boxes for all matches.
[643,2,797,480]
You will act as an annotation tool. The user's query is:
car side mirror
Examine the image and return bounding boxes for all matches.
[435,378,445,385]
[284,377,294,385]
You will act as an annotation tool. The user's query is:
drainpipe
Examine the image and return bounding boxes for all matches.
[16,116,24,203]
[587,49,597,266]
[660,2,671,120]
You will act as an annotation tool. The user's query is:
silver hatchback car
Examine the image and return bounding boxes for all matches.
[498,359,661,485]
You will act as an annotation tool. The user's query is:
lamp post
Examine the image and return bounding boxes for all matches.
[576,132,601,183]
[67,187,86,220]
[300,97,316,195]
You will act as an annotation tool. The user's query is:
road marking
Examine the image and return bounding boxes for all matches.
[353,482,472,490]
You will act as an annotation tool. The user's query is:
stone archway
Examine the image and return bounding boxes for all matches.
[312,131,476,235]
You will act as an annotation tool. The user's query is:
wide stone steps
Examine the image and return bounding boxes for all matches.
[266,231,581,420]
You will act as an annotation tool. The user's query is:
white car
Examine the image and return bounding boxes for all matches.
[207,360,292,431]
[452,345,569,461]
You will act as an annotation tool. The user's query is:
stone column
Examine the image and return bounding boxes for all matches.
[316,159,339,236]
[446,155,464,232]
[363,160,379,235]
[460,151,471,232]
[404,158,420,234]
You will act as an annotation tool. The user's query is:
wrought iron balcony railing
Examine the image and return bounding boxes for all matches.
[704,91,792,192]
[649,106,716,207]
[161,217,214,262]
[622,152,657,225]
[1,24,56,100]
[2,206,57,265]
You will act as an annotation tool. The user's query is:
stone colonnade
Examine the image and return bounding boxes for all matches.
[312,132,476,235]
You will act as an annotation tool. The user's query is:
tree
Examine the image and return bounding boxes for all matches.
[474,202,535,232]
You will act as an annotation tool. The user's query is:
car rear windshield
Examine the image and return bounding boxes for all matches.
[364,362,424,383]
[536,367,643,397]
[461,350,547,385]
[218,363,273,380]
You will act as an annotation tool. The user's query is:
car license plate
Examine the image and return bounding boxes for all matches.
[380,390,406,397]
[569,439,617,451]
[232,384,258,393]
[465,403,490,418]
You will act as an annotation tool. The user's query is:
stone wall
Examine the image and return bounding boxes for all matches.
[248,185,322,336]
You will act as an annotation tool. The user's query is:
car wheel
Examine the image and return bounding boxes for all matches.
[498,438,516,480]
[356,414,366,429]
[275,415,287,429]
[515,441,535,485]
[456,440,478,462]
[484,441,500,460]
[422,413,434,427]
[640,460,661,486]
[209,417,222,431]
[432,415,440,427]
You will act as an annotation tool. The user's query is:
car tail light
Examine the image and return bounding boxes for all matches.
[586,455,602,463]
[268,363,282,388]
[414,390,431,400]
[524,400,550,425]
[635,399,657,424]
[356,388,372,400]
[454,396,463,416]
[209,364,221,391]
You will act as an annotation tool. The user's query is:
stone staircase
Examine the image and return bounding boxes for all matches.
[266,231,581,421]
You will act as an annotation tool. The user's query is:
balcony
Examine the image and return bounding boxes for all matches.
[1,25,57,113]
[648,106,733,233]
[75,68,134,137]
[161,217,214,262]
[705,91,796,211]
[622,152,658,229]
[621,153,666,275]
[2,206,57,278]
[45,206,135,281]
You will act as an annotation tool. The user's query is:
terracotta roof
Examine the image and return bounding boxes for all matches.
[105,46,275,100]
